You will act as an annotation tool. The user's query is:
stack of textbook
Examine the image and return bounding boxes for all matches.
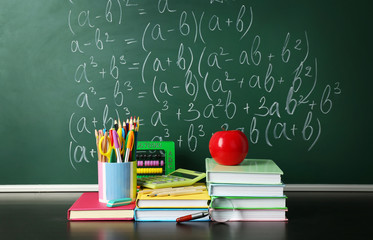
[206,158,287,221]
[134,184,210,221]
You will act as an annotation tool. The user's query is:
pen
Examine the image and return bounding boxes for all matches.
[143,186,206,196]
[176,212,209,222]
[139,188,174,195]
[151,189,204,197]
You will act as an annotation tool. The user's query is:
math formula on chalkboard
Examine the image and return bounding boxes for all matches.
[67,0,341,171]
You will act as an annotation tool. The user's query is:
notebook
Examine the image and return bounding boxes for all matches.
[205,158,283,184]
[136,184,210,208]
[67,192,135,221]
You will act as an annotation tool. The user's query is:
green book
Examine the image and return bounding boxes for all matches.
[205,158,283,184]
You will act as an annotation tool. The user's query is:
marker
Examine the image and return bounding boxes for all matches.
[117,127,125,158]
[109,148,117,163]
[176,212,209,222]
[124,131,135,162]
[112,130,122,163]
[107,198,132,207]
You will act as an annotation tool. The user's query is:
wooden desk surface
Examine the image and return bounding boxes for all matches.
[0,192,372,240]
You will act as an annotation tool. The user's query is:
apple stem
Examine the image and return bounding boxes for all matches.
[221,127,226,131]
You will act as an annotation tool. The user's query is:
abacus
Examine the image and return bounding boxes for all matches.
[135,141,175,178]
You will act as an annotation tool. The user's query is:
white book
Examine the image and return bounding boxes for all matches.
[210,196,287,209]
[209,209,287,221]
[208,183,285,197]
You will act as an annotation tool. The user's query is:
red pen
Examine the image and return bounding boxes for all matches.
[176,212,209,222]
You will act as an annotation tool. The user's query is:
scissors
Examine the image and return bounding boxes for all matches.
[99,130,125,160]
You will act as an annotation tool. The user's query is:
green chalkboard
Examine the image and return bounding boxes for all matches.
[0,0,372,184]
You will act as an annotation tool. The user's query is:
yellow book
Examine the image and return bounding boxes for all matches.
[136,184,210,208]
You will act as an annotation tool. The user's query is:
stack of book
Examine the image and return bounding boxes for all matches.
[206,158,288,221]
[134,184,210,221]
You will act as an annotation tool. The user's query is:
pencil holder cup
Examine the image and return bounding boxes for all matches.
[98,161,137,203]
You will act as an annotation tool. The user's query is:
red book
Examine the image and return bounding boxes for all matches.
[67,192,135,221]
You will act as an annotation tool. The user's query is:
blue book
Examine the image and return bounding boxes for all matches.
[134,208,210,222]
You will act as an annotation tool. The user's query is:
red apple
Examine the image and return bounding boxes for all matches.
[209,130,249,166]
